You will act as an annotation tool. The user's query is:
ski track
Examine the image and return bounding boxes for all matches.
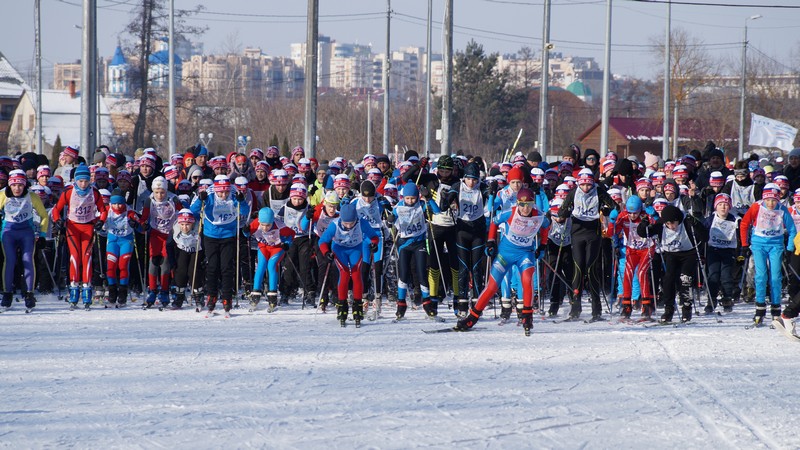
[1,296,799,448]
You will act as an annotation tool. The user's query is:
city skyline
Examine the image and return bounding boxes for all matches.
[5,0,800,85]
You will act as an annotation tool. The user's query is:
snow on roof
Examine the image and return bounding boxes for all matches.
[0,51,30,98]
[32,89,114,147]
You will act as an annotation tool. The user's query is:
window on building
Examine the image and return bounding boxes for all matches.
[0,104,14,121]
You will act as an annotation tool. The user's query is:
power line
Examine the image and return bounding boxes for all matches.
[623,0,800,9]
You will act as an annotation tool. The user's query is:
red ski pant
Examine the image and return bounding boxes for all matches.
[66,222,94,284]
[622,247,653,303]
[147,230,170,291]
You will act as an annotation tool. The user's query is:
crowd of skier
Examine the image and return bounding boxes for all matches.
[3,140,800,337]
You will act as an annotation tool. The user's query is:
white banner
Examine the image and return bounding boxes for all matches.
[749,113,798,151]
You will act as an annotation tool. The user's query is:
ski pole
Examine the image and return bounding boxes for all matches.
[191,200,205,312]
[235,210,240,308]
[40,238,59,297]
[284,251,309,310]
[51,234,63,301]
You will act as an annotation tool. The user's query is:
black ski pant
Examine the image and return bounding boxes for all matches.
[569,226,602,316]
[203,235,236,300]
[174,247,205,292]
[34,238,54,293]
[788,251,800,299]
[281,235,313,296]
[547,242,573,314]
[91,235,107,288]
[707,247,736,305]
[428,224,458,299]
[455,221,486,302]
[661,250,697,317]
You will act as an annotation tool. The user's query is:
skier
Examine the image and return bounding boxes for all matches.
[739,183,796,325]
[545,198,572,317]
[104,191,140,308]
[277,183,313,306]
[190,175,249,317]
[310,192,341,313]
[702,193,738,313]
[140,176,183,309]
[250,207,294,312]
[171,208,203,310]
[318,202,381,327]
[637,205,708,323]
[454,188,549,335]
[0,170,49,311]
[354,180,391,315]
[52,164,108,309]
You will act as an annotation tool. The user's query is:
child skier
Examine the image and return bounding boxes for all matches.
[104,191,140,308]
[310,192,341,313]
[318,202,381,327]
[0,170,49,312]
[739,183,796,325]
[171,208,203,310]
[250,207,294,312]
[52,164,108,310]
[140,176,183,309]
[454,188,549,336]
[190,175,249,317]
[702,193,738,313]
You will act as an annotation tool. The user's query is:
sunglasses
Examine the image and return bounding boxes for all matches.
[517,201,533,208]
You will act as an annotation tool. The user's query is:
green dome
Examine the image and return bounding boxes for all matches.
[566,80,591,97]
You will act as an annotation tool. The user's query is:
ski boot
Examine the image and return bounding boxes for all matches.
[520,308,533,336]
[319,296,328,313]
[454,308,482,331]
[1,292,13,310]
[93,286,105,305]
[266,292,279,313]
[143,290,157,309]
[81,284,92,310]
[567,290,583,320]
[222,298,232,317]
[172,287,186,310]
[117,285,128,308]
[771,305,782,321]
[24,292,36,313]
[394,300,407,322]
[455,299,469,319]
[304,291,317,309]
[640,301,654,321]
[157,290,170,310]
[422,299,438,320]
[205,295,218,316]
[337,298,349,327]
[720,297,733,313]
[752,303,767,327]
[68,283,80,309]
[499,297,513,323]
[249,291,262,312]
[352,299,364,328]
[660,304,675,324]
[106,285,118,307]
[680,302,693,323]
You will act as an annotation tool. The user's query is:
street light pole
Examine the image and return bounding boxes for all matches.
[168,0,176,157]
[599,0,613,156]
[538,0,551,159]
[739,14,761,161]
[662,1,671,161]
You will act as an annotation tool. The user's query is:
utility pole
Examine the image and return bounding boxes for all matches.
[599,0,612,156]
[538,0,551,159]
[80,0,97,160]
[168,0,176,156]
[423,0,432,156]
[367,90,372,154]
[662,1,671,161]
[739,14,761,160]
[304,0,319,158]
[35,0,43,154]
[672,98,679,159]
[441,0,453,158]
[382,0,391,155]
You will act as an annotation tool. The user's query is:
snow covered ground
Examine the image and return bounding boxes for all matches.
[1,295,799,449]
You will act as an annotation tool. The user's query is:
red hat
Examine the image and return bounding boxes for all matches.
[213,175,231,193]
[635,178,652,191]
[507,167,524,182]
[516,188,535,203]
[577,168,594,186]
[62,146,79,159]
[762,183,780,200]
[8,169,26,186]
[714,193,731,209]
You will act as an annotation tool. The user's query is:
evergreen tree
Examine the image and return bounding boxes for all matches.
[281,137,290,156]
[270,133,279,148]
[51,134,63,168]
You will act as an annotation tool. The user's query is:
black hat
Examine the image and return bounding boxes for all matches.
[527,151,542,163]
[659,205,684,223]
[360,180,376,197]
[464,162,480,179]
[617,158,634,176]
[376,154,391,164]
[437,155,454,169]
[404,150,419,161]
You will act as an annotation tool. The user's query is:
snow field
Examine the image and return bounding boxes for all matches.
[1,296,798,449]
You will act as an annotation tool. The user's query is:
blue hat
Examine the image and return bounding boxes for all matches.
[258,207,274,225]
[402,182,419,198]
[626,195,643,213]
[74,164,90,181]
[340,202,358,222]
[324,174,334,190]
[110,195,125,205]
[196,145,208,157]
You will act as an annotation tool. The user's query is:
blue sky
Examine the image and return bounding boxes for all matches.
[5,0,800,82]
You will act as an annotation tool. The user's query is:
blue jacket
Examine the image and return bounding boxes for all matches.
[190,190,249,239]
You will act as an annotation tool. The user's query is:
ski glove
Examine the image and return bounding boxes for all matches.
[325,251,335,262]
[535,243,547,259]
[128,218,139,229]
[54,219,65,233]
[385,214,396,225]
[485,240,497,258]
[198,190,209,202]
[305,208,315,220]
[236,191,246,202]
[740,246,751,259]
[281,242,291,251]
[94,220,104,232]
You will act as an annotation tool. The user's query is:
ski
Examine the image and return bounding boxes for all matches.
[426,316,446,323]
[69,303,77,311]
[554,317,583,324]
[497,317,511,326]
[84,304,91,311]
[205,310,217,318]
[224,311,231,319]
[391,317,407,324]
[772,318,800,341]
[25,308,33,314]
[422,327,483,334]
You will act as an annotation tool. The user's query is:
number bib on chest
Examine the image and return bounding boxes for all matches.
[548,218,571,246]
[660,223,693,252]
[314,213,336,237]
[107,209,133,237]
[395,204,426,239]
[68,190,96,223]
[210,198,236,226]
[503,213,544,248]
[149,198,177,234]
[709,215,737,249]
[4,196,32,224]
[753,204,784,238]
[283,206,306,234]
[458,186,483,222]
[333,219,364,248]
[730,183,754,216]
[356,198,383,229]
[573,188,600,221]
